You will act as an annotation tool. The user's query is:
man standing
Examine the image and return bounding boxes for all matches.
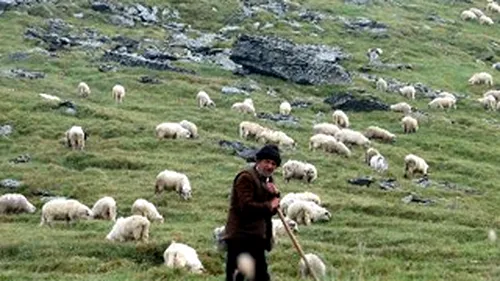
[224,144,282,281]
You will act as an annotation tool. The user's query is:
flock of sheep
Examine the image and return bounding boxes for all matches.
[2,1,500,279]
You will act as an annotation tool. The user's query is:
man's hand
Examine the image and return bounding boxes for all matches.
[266,182,279,195]
[271,197,280,210]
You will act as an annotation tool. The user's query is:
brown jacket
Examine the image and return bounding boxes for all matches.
[223,165,279,247]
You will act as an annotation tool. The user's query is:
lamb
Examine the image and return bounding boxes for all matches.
[479,14,494,25]
[106,215,150,242]
[112,84,125,103]
[0,193,36,214]
[282,160,318,183]
[155,169,192,200]
[179,120,198,139]
[280,101,292,115]
[401,116,419,133]
[155,122,191,139]
[39,93,61,102]
[232,98,256,116]
[399,85,416,100]
[256,129,296,149]
[428,96,456,110]
[286,200,331,226]
[195,90,216,108]
[77,82,90,98]
[365,147,380,164]
[163,241,205,274]
[468,72,493,86]
[390,102,413,115]
[478,95,496,111]
[40,198,93,227]
[280,192,321,215]
[312,123,341,136]
[299,253,327,280]
[369,154,389,173]
[334,128,371,147]
[461,10,478,21]
[376,77,388,92]
[404,154,429,178]
[364,126,396,143]
[332,110,349,128]
[239,121,266,140]
[91,196,117,221]
[131,198,164,223]
[65,125,88,150]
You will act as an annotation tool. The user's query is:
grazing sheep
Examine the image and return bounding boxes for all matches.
[321,138,351,158]
[280,192,321,215]
[332,110,349,128]
[364,126,396,143]
[256,129,296,149]
[39,93,61,102]
[77,82,91,98]
[479,14,494,25]
[280,101,292,115]
[483,90,500,101]
[365,147,381,164]
[399,85,416,100]
[428,97,456,110]
[469,7,485,17]
[271,217,299,238]
[334,128,371,148]
[0,193,36,214]
[404,154,429,178]
[282,160,318,183]
[312,123,341,136]
[155,169,192,200]
[390,102,413,115]
[487,1,500,13]
[401,116,419,133]
[179,120,198,139]
[155,122,191,139]
[461,10,478,20]
[369,154,389,173]
[478,95,496,111]
[196,90,216,108]
[112,84,125,103]
[437,91,456,100]
[163,241,205,274]
[40,198,93,227]
[309,133,336,151]
[376,77,388,92]
[131,198,164,223]
[286,201,331,226]
[239,121,266,140]
[65,126,88,150]
[232,98,256,116]
[91,196,117,221]
[106,215,150,242]
[299,253,327,280]
[468,72,493,86]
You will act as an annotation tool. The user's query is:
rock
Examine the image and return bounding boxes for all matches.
[230,34,352,86]
[2,68,46,79]
[324,92,390,112]
[242,0,289,17]
[58,100,76,110]
[110,15,135,27]
[64,108,77,115]
[219,140,258,162]
[221,86,248,95]
[341,17,388,34]
[9,154,31,164]
[73,12,84,19]
[98,64,118,72]
[348,176,375,187]
[401,193,434,205]
[91,2,112,12]
[290,100,312,108]
[143,48,178,61]
[0,124,13,137]
[0,179,22,189]
[413,176,432,188]
[493,62,500,71]
[139,75,161,84]
[256,112,299,125]
[427,14,454,25]
[345,0,371,4]
[298,9,330,23]
[379,178,399,190]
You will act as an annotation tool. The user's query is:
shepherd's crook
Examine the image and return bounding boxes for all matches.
[276,208,320,281]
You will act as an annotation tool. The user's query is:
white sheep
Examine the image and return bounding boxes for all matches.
[40,198,93,227]
[106,215,150,243]
[461,10,478,21]
[0,193,36,214]
[155,122,192,139]
[364,147,380,164]
[286,200,331,226]
[468,72,493,86]
[39,93,61,102]
[112,84,125,103]
[239,121,266,140]
[155,169,192,200]
[256,129,296,149]
[179,120,198,139]
[369,154,389,173]
[404,154,429,178]
[196,90,216,108]
[401,116,419,133]
[487,1,500,13]
[376,77,388,92]
[469,7,485,17]
[213,226,227,251]
[364,126,396,143]
[163,241,205,274]
[428,97,456,110]
[271,217,299,238]
[312,123,341,136]
[280,101,292,115]
[65,125,88,150]
[131,198,164,223]
[309,134,336,151]
[399,85,416,100]
[478,95,496,111]
[77,82,91,98]
[334,128,371,148]
[479,14,494,25]
[325,139,351,158]
[232,98,256,116]
[282,160,318,183]
[332,110,349,128]
[299,253,327,280]
[483,89,500,101]
[91,196,117,221]
[390,102,413,115]
[437,91,456,101]
[280,192,321,215]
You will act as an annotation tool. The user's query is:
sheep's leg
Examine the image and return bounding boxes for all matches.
[165,253,175,267]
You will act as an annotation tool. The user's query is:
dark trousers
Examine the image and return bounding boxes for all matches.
[225,237,270,281]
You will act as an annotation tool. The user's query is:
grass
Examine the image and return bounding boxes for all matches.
[1,0,500,280]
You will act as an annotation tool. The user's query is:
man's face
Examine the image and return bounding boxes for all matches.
[256,159,277,177]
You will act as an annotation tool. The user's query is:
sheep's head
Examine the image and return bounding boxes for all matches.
[79,207,93,220]
[155,214,165,223]
[180,184,192,200]
[314,209,332,222]
[305,167,317,182]
[287,219,299,233]
[27,203,37,213]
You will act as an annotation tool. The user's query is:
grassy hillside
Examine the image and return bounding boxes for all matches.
[1,0,500,280]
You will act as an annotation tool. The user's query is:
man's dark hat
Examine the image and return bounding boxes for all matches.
[256,144,281,167]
